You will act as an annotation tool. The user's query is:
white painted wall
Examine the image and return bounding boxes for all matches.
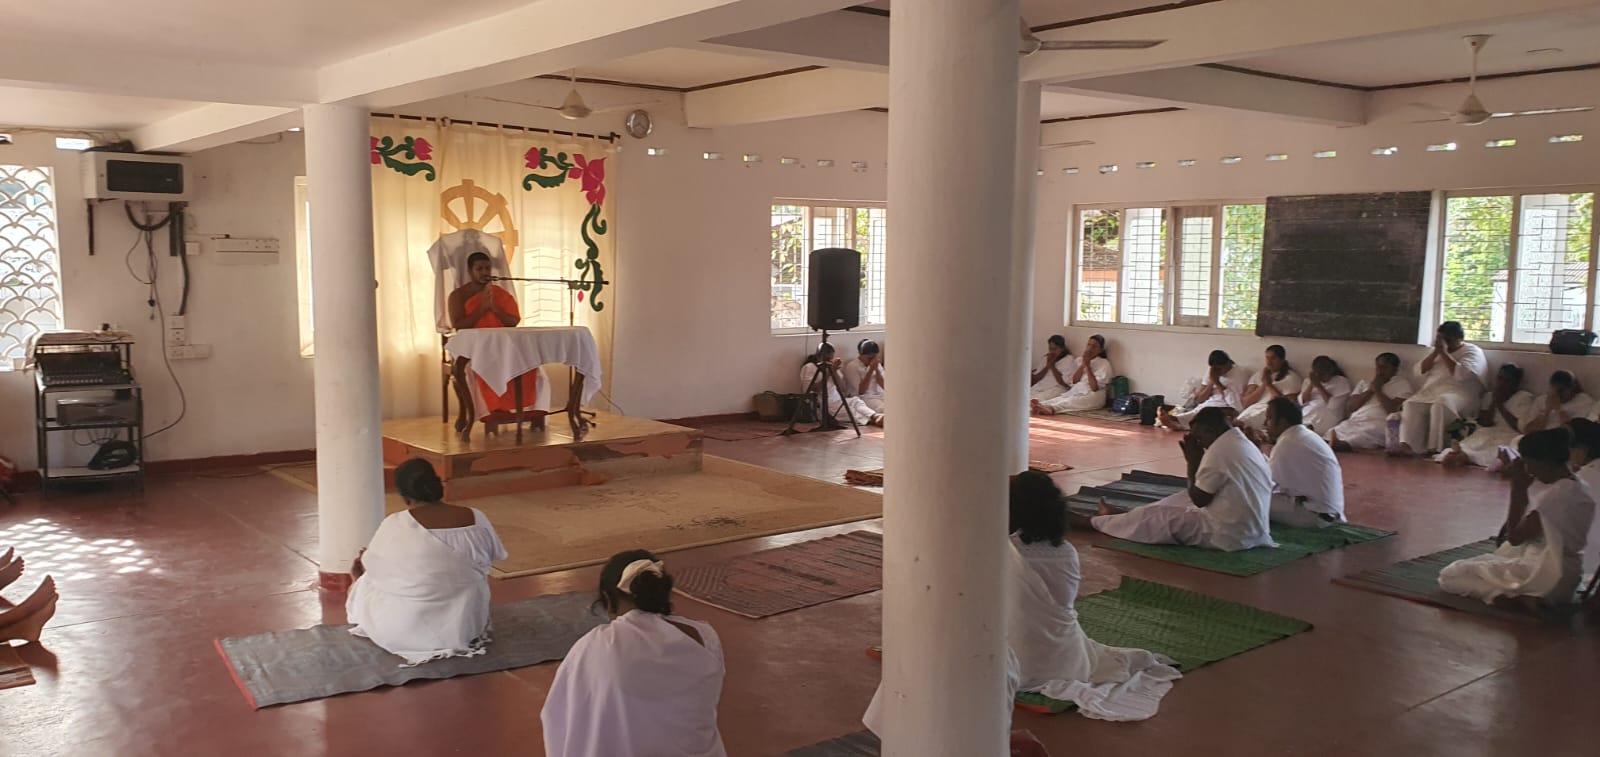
[1031,69,1600,398]
[0,80,891,469]
[0,131,312,470]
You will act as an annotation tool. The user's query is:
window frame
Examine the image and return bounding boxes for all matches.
[1068,199,1266,332]
[293,176,314,358]
[769,198,888,335]
[1432,184,1600,349]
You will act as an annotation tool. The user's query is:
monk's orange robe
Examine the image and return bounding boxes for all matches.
[464,285,543,422]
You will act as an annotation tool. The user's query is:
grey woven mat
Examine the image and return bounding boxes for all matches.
[216,591,603,708]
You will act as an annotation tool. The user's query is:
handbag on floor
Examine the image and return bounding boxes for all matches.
[754,391,816,422]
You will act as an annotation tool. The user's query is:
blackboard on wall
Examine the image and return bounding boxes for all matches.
[1256,191,1432,344]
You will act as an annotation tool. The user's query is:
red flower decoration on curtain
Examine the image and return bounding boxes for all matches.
[370,136,381,165]
[524,146,545,170]
[412,137,433,162]
[568,155,607,207]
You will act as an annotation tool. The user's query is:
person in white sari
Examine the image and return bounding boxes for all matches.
[1235,345,1301,433]
[1033,335,1114,415]
[1158,350,1251,431]
[801,342,882,428]
[1328,353,1413,451]
[1562,419,1600,596]
[1263,398,1345,529]
[1395,321,1488,456]
[1438,364,1533,468]
[1006,471,1181,720]
[542,550,726,757]
[347,458,508,666]
[1029,335,1073,402]
[1439,428,1597,607]
[1469,370,1596,472]
[1080,408,1276,551]
[1298,356,1353,434]
[842,339,887,420]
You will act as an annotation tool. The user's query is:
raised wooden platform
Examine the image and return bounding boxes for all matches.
[380,411,703,500]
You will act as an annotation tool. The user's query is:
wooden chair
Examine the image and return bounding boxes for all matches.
[437,180,520,424]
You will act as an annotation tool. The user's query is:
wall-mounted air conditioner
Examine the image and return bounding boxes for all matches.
[82,151,192,202]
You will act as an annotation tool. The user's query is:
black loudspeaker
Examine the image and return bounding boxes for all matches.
[807,248,861,331]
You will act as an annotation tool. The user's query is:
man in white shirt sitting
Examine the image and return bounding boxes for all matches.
[1394,321,1488,457]
[1078,407,1276,552]
[1263,397,1345,529]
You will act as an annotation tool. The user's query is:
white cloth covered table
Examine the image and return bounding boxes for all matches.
[445,326,602,406]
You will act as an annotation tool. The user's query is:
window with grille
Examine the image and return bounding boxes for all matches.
[1073,202,1264,330]
[770,201,887,331]
[0,165,63,365]
[1440,191,1595,344]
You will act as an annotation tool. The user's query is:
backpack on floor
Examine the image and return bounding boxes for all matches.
[1112,392,1146,415]
[1106,375,1131,408]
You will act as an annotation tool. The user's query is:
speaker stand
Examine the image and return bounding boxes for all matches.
[782,331,862,438]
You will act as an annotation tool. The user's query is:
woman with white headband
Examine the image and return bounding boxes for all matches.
[542,549,727,757]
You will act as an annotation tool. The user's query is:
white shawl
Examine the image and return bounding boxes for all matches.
[346,511,500,666]
[1438,477,1596,604]
[1004,537,1180,721]
[542,611,727,757]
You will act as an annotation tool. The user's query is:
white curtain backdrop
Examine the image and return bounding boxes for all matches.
[368,117,617,419]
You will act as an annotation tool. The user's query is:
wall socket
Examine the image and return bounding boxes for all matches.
[166,314,187,346]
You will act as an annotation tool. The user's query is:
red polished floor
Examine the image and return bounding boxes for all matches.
[1,415,1596,757]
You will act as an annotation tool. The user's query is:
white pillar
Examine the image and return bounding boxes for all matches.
[303,104,385,588]
[1006,82,1043,473]
[882,0,1019,754]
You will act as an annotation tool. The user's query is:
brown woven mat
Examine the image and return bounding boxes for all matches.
[674,530,884,618]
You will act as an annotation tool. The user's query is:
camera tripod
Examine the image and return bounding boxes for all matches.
[783,332,861,437]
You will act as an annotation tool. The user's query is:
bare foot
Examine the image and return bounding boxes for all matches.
[3,596,57,645]
[1441,444,1469,468]
[6,576,55,619]
[1387,443,1416,458]
[1097,497,1115,517]
[0,553,22,591]
[870,414,885,428]
[1157,408,1182,430]
[1036,404,1057,416]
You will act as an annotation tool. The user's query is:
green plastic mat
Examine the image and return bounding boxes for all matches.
[1016,576,1313,713]
[1097,522,1396,577]
[1334,540,1574,624]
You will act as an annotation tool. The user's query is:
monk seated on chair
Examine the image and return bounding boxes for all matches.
[448,251,543,441]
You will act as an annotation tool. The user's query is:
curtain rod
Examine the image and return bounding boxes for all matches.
[373,112,619,143]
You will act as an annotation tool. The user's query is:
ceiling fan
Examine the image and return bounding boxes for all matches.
[1410,35,1594,125]
[482,70,658,121]
[1019,19,1165,55]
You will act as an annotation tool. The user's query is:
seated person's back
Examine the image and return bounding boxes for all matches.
[1264,397,1345,527]
[345,458,507,666]
[542,550,727,757]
